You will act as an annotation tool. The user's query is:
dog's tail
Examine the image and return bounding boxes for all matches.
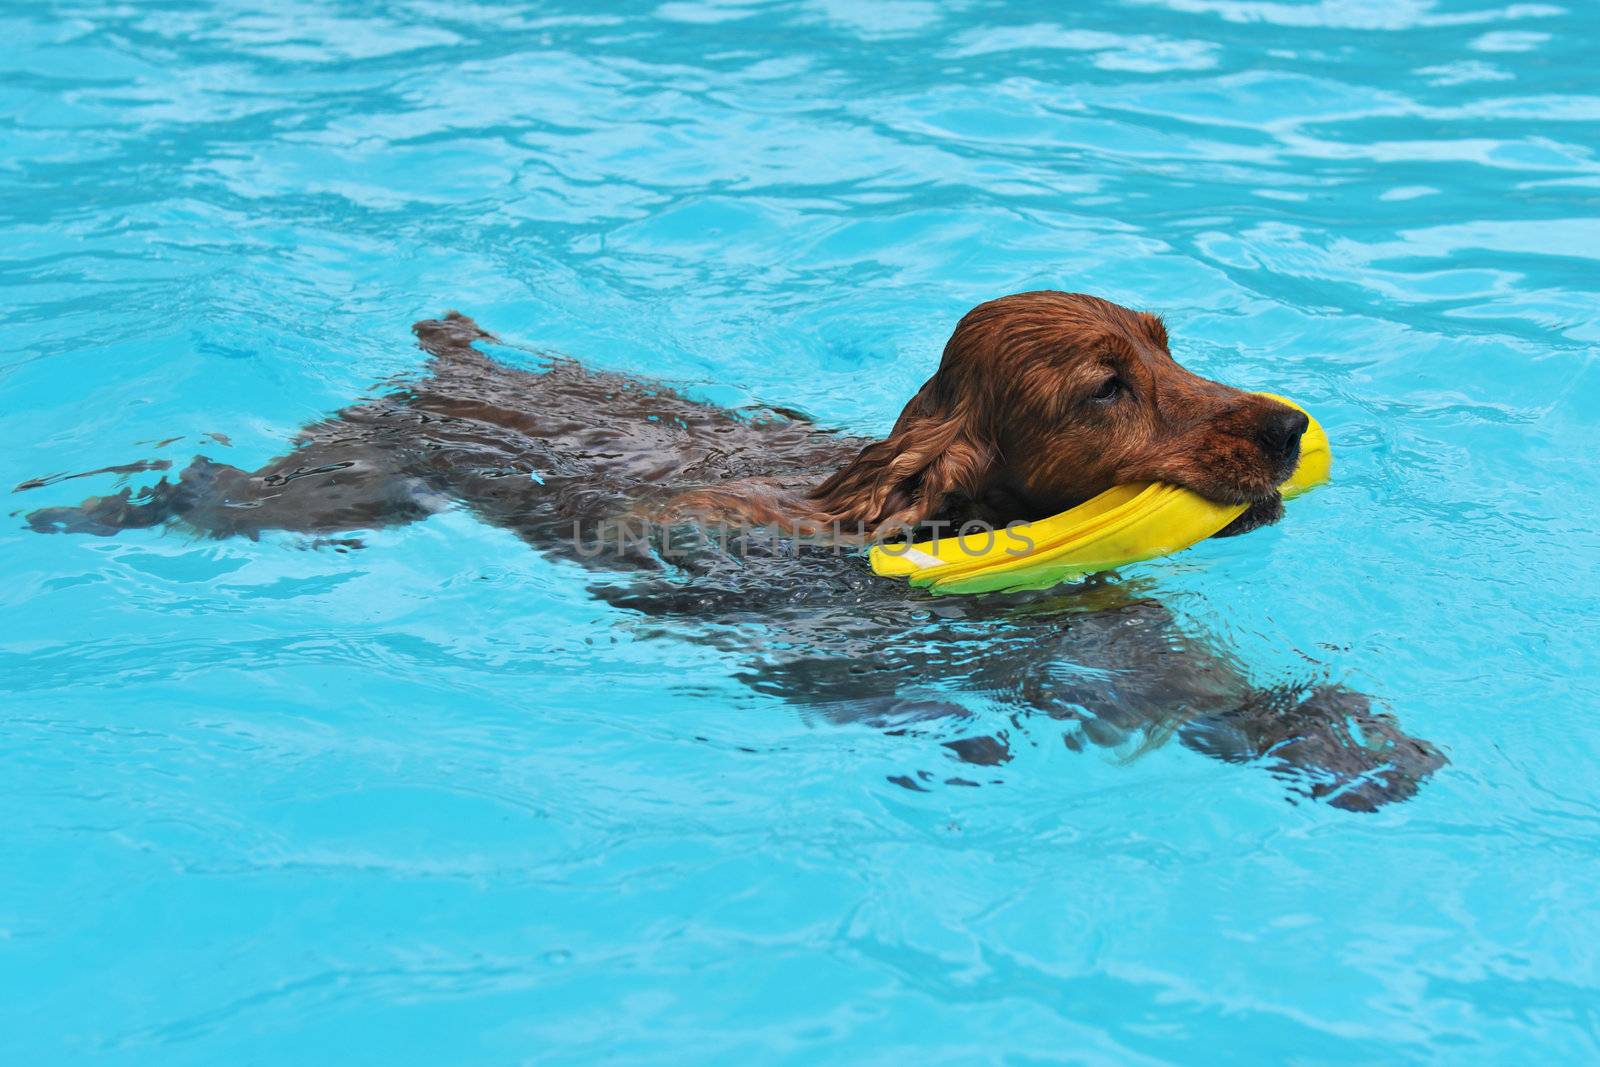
[413,310,497,363]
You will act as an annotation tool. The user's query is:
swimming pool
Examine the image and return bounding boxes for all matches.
[3,0,1597,1061]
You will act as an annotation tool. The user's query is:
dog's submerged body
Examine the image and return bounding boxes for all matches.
[24,293,1445,810]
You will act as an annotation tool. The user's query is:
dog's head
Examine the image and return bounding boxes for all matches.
[811,291,1307,536]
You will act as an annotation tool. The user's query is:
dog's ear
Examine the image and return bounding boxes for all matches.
[1139,312,1169,351]
[808,381,994,535]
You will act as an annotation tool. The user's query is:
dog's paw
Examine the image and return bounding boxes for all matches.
[25,487,171,536]
[1184,684,1447,812]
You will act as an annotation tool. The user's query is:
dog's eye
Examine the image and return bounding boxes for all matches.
[1091,376,1122,403]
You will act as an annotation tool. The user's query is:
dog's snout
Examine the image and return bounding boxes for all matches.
[1257,406,1309,465]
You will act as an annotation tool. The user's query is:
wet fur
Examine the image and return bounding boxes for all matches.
[21,294,1444,810]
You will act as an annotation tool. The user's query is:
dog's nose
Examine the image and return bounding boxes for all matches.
[1257,406,1309,465]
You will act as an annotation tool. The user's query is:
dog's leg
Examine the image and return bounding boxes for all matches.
[21,315,496,541]
[608,574,1446,810]
[968,598,1446,810]
[986,601,1447,811]
[1178,685,1448,812]
[24,411,446,540]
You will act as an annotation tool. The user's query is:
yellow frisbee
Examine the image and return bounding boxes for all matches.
[869,394,1330,595]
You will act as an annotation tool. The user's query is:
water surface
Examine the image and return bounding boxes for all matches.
[3,0,1598,1062]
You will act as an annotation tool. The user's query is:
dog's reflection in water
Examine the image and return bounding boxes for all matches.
[24,294,1445,810]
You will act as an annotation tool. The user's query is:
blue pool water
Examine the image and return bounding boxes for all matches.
[3,0,1598,1061]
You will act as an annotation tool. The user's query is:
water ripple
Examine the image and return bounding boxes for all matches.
[3,1,1598,1062]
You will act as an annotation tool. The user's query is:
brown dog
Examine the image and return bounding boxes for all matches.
[22,292,1443,810]
[662,291,1306,541]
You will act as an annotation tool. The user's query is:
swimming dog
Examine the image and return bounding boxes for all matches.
[23,292,1445,810]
